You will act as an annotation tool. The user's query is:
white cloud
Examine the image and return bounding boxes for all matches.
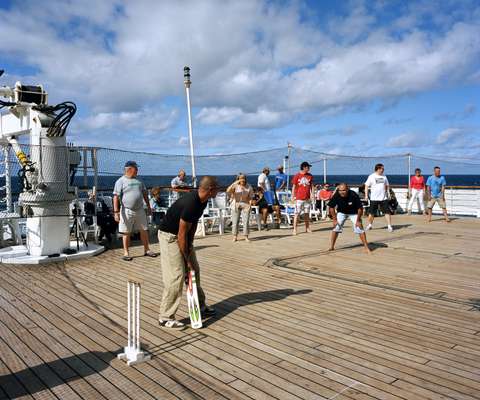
[0,0,479,152]
[387,132,426,148]
[436,127,466,144]
[327,1,376,43]
[196,107,243,125]
[196,107,291,129]
[74,107,179,135]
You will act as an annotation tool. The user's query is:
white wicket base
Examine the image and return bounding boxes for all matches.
[117,347,151,366]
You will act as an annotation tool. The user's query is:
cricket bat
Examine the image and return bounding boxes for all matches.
[186,270,203,329]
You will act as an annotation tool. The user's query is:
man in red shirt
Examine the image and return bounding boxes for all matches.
[292,161,314,235]
[316,183,333,219]
[407,168,426,215]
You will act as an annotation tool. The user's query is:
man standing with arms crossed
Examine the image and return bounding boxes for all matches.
[292,161,314,235]
[426,166,450,223]
[157,176,219,328]
[364,163,394,232]
[113,161,157,261]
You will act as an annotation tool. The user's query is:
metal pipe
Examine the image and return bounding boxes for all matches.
[407,154,411,193]
[184,67,197,188]
[83,147,88,189]
[286,142,291,193]
[323,158,327,184]
[4,146,12,212]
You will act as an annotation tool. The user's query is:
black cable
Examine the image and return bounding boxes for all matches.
[0,99,16,109]
[33,101,77,137]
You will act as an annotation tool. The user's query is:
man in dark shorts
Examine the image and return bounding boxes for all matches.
[328,183,371,253]
[157,176,219,329]
[253,187,274,230]
[364,163,393,232]
[426,166,450,223]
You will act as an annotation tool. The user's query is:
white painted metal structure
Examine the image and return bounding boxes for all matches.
[0,79,103,263]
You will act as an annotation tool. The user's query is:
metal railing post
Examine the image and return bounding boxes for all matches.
[323,158,327,184]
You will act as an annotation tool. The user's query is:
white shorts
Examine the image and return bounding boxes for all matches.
[119,208,148,233]
[295,200,311,215]
[333,212,364,234]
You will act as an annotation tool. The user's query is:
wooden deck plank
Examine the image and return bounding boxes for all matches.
[15,258,372,398]
[27,262,329,399]
[63,239,480,398]
[0,215,479,400]
[62,258,406,398]
[0,302,106,400]
[0,263,254,400]
[0,356,35,400]
[0,330,58,400]
[0,268,230,400]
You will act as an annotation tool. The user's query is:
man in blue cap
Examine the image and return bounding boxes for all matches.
[113,161,157,261]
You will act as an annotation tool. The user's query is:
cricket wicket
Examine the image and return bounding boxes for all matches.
[117,279,151,366]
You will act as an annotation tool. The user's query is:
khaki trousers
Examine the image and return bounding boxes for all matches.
[158,230,206,320]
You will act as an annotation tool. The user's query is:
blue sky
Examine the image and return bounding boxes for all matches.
[0,0,479,160]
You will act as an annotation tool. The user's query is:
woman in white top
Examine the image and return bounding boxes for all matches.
[226,173,254,242]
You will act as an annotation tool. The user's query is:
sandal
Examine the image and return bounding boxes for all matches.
[159,319,185,329]
[122,255,133,261]
[144,251,158,257]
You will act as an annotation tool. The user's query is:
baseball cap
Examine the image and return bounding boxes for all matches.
[300,161,312,169]
[124,160,138,168]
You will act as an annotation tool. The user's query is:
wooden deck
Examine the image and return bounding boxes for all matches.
[1,215,479,400]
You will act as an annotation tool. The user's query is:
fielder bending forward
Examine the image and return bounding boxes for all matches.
[328,183,371,254]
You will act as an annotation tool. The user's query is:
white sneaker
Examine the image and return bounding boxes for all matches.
[365,224,372,231]
[387,225,394,232]
[159,319,185,329]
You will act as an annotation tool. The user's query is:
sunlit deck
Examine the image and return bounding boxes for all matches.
[0,214,479,400]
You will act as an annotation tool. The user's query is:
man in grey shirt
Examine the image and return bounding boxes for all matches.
[113,161,157,261]
[171,169,192,201]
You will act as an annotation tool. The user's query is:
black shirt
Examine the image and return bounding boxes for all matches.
[159,191,207,235]
[328,189,362,215]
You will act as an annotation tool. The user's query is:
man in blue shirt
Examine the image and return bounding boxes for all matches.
[426,166,450,223]
[275,166,287,191]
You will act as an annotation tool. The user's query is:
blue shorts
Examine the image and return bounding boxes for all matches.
[263,190,274,205]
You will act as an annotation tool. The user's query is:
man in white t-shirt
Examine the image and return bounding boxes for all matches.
[364,163,394,232]
[257,167,274,204]
[257,167,271,191]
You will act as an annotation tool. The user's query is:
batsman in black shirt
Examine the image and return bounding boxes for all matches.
[157,176,219,329]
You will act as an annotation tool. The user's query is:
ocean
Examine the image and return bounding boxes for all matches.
[3,174,480,196]
[82,174,480,191]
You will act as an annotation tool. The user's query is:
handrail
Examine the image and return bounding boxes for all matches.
[385,185,480,190]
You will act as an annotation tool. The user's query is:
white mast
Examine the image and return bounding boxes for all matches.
[184,66,197,188]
